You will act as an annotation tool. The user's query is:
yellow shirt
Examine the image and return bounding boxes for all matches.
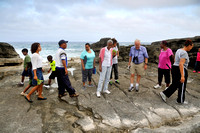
[50,60,56,71]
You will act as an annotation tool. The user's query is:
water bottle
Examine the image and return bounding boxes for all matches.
[93,67,96,74]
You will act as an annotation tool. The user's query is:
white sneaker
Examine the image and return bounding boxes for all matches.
[96,91,101,98]
[128,86,134,92]
[154,84,161,89]
[176,101,188,105]
[43,85,50,89]
[18,82,24,86]
[20,92,27,96]
[135,85,139,92]
[103,90,111,94]
[159,92,167,102]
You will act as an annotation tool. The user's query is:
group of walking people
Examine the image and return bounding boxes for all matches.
[21,40,79,103]
[20,38,199,104]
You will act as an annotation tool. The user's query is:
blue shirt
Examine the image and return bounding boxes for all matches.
[80,49,95,69]
[129,46,149,64]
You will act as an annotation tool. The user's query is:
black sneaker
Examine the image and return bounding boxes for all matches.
[109,81,113,85]
[88,84,94,87]
[115,80,120,84]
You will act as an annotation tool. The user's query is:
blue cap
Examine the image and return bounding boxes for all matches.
[58,40,68,45]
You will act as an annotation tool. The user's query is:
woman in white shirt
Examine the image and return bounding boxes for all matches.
[96,40,114,97]
[25,43,47,103]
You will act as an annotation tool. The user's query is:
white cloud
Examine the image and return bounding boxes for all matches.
[102,0,200,9]
[0,0,200,42]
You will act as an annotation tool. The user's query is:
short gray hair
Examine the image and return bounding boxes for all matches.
[107,39,113,45]
[135,39,140,43]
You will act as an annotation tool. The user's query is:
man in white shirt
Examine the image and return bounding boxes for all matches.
[96,40,114,97]
[55,40,79,98]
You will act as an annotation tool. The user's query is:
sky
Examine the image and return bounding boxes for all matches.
[0,0,200,42]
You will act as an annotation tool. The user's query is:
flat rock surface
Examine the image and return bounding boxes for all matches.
[0,62,200,133]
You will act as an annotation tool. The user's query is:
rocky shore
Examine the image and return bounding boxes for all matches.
[0,61,200,133]
[0,37,200,133]
[0,42,23,66]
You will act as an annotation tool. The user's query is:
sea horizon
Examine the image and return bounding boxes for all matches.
[9,41,151,62]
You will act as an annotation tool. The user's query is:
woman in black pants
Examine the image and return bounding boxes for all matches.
[154,41,174,90]
[160,40,193,104]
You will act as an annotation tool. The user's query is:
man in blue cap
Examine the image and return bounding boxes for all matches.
[55,40,79,98]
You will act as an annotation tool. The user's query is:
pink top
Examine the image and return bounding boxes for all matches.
[158,48,173,69]
[197,52,200,61]
[99,47,113,66]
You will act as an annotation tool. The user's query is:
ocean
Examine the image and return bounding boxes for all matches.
[9,41,150,62]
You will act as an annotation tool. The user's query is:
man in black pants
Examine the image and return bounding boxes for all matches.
[55,40,79,98]
[160,40,193,104]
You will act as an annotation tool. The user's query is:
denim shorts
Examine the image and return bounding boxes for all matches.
[22,68,31,76]
[32,68,44,86]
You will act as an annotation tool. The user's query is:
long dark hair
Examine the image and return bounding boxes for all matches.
[31,43,40,54]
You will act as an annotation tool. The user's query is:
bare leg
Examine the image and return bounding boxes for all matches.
[21,76,25,83]
[130,74,135,84]
[26,85,39,100]
[48,79,51,85]
[38,83,44,98]
[23,84,31,93]
[166,83,170,87]
[136,75,141,84]
[89,81,92,85]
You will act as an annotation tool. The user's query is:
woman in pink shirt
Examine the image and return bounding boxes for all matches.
[193,48,200,73]
[154,41,174,90]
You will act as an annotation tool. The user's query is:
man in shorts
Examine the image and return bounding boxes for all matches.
[19,48,31,86]
[128,39,149,92]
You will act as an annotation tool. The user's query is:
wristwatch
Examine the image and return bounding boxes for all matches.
[145,63,148,65]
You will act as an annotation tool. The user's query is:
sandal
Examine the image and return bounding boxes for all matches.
[38,97,47,100]
[25,96,33,103]
[70,93,79,97]
[58,92,67,98]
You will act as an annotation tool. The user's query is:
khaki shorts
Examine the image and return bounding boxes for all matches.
[130,62,145,76]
